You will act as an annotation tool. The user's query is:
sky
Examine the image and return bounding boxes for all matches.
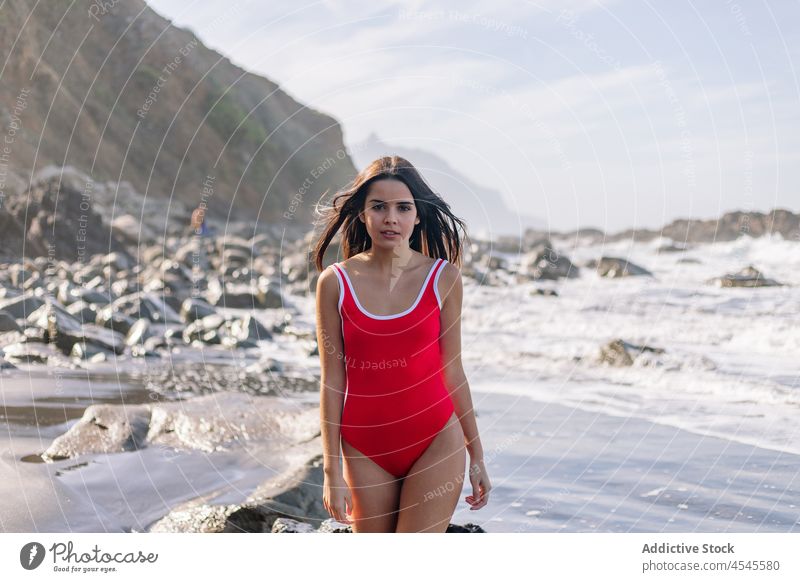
[147,0,799,232]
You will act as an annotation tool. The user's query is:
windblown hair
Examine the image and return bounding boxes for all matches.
[312,155,468,271]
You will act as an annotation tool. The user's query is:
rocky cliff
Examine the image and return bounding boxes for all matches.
[0,0,356,224]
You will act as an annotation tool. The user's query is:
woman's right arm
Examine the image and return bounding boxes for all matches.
[315,266,347,477]
[316,267,352,524]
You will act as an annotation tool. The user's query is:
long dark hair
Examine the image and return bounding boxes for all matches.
[312,156,468,271]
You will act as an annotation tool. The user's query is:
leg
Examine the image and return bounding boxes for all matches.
[341,437,403,533]
[395,412,466,533]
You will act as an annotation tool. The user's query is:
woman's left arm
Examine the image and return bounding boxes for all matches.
[438,262,491,510]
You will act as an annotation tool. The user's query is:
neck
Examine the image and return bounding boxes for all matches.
[365,244,415,273]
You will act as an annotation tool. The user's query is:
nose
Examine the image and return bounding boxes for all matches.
[384,207,399,224]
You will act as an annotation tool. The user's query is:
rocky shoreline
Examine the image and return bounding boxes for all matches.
[0,169,795,533]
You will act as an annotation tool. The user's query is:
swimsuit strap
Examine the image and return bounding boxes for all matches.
[431,257,448,310]
[331,258,448,318]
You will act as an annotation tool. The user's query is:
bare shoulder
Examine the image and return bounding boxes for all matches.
[437,259,462,304]
[316,264,341,303]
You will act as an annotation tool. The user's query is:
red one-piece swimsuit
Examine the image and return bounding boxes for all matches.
[330,257,455,479]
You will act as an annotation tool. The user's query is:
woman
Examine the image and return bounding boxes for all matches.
[312,155,490,533]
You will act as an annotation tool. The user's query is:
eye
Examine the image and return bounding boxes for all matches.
[400,204,413,212]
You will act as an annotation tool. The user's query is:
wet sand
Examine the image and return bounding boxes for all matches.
[453,389,800,532]
[2,367,798,533]
[0,365,321,533]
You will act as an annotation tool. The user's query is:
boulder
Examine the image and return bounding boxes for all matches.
[180,297,217,323]
[521,239,579,280]
[271,518,316,533]
[0,310,21,333]
[598,339,665,367]
[41,404,151,461]
[707,265,782,288]
[0,293,46,319]
[594,257,652,278]
[27,302,126,356]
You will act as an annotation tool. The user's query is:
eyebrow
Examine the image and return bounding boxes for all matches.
[366,199,415,204]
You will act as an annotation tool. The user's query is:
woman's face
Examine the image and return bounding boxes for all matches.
[360,179,420,246]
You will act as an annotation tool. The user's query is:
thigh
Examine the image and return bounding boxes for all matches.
[341,437,403,533]
[395,412,466,533]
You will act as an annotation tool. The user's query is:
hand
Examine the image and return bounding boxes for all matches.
[323,472,354,525]
[465,457,491,510]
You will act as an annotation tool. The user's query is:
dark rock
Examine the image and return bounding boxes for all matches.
[145,275,192,301]
[317,518,352,533]
[161,327,184,345]
[656,242,690,253]
[96,307,137,336]
[42,404,152,461]
[463,266,503,286]
[0,177,133,263]
[93,252,135,272]
[162,294,183,315]
[0,293,46,319]
[106,292,183,325]
[609,208,800,243]
[66,300,100,324]
[707,265,783,288]
[159,259,194,283]
[480,253,509,271]
[180,297,217,323]
[0,310,21,332]
[595,257,653,278]
[530,288,558,297]
[57,282,112,306]
[522,240,579,280]
[598,339,665,367]
[271,518,316,533]
[182,313,226,344]
[211,283,284,309]
[446,522,486,533]
[27,302,126,356]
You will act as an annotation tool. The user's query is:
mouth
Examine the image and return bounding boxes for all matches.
[380,230,400,238]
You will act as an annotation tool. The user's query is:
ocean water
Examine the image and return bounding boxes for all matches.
[446,234,799,457]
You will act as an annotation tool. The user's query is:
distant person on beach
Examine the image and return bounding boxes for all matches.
[312,155,490,532]
[191,206,210,236]
[190,205,212,275]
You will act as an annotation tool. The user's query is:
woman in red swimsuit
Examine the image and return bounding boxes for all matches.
[312,155,491,532]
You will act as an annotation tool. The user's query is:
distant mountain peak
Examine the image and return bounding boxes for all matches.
[350,135,545,237]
